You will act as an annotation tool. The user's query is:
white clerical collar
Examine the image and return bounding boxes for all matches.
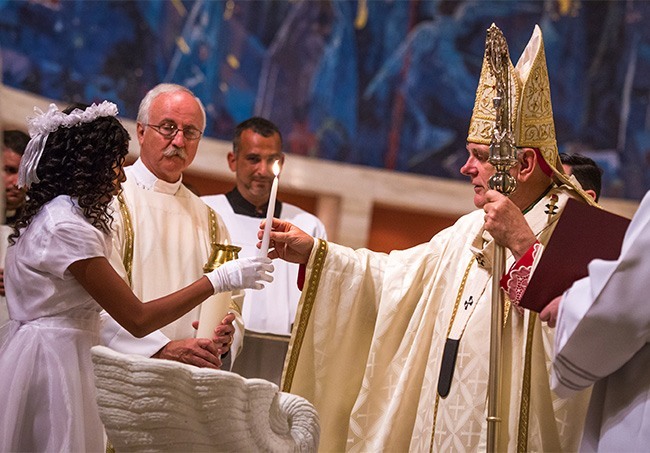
[130,158,183,195]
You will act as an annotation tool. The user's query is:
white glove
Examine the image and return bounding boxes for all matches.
[205,256,274,294]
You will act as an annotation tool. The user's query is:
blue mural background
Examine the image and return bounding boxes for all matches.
[1,0,649,200]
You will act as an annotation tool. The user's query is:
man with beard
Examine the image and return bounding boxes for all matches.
[100,84,243,369]
[202,117,327,385]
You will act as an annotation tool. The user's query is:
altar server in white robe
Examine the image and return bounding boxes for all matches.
[541,190,650,452]
[203,117,327,385]
[266,25,597,451]
[101,84,243,368]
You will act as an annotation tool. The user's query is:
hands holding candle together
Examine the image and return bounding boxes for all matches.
[258,218,315,264]
[257,158,316,262]
[259,160,281,257]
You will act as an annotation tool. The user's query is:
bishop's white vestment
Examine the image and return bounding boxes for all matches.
[283,186,591,452]
[552,190,650,453]
[100,159,244,359]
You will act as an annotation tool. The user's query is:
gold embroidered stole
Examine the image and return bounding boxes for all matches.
[430,187,572,451]
[116,191,220,289]
[282,239,328,392]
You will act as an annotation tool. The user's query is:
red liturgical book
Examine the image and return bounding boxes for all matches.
[519,198,631,312]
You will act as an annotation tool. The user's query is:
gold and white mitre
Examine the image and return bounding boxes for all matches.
[468,23,596,206]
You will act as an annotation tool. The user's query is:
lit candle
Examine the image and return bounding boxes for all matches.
[259,160,281,257]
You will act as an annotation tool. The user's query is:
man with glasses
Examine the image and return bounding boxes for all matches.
[100,83,244,369]
[202,117,327,385]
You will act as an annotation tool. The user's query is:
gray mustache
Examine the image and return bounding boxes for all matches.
[162,146,187,160]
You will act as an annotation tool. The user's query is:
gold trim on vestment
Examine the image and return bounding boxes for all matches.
[202,208,221,272]
[117,193,134,285]
[430,256,515,452]
[503,293,512,329]
[517,312,536,452]
[117,195,222,301]
[430,257,475,452]
[281,239,328,393]
[202,210,243,316]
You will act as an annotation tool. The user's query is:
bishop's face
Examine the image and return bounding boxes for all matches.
[137,90,204,183]
[460,143,497,209]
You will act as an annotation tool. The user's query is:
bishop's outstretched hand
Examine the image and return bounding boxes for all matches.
[258,218,315,264]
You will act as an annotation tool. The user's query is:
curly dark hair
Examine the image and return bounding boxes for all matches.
[10,103,130,243]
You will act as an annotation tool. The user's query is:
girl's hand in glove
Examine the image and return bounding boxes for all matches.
[205,256,274,294]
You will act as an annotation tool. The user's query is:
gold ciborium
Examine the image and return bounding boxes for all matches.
[203,243,241,272]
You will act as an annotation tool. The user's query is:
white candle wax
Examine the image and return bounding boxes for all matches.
[259,160,280,256]
[196,292,231,339]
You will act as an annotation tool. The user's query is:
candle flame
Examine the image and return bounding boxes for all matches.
[272,160,281,176]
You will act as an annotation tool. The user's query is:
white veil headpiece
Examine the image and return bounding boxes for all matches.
[18,101,119,189]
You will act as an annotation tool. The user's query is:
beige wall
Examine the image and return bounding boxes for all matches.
[2,86,639,250]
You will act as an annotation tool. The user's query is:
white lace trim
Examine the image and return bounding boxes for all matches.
[18,101,119,188]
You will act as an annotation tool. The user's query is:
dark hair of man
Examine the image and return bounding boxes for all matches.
[3,130,29,155]
[10,103,130,243]
[233,117,282,154]
[559,152,603,201]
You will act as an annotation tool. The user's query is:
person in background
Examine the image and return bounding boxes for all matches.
[3,130,29,223]
[0,129,29,326]
[0,101,272,452]
[540,189,650,452]
[202,117,326,385]
[100,83,245,369]
[560,152,602,201]
[261,24,596,451]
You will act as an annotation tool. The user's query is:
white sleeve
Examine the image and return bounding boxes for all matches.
[312,217,327,240]
[552,193,650,397]
[41,220,107,279]
[100,310,171,357]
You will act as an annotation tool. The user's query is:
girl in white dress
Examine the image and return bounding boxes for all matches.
[0,102,273,452]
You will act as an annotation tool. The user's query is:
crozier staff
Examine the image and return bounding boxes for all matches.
[264,24,595,452]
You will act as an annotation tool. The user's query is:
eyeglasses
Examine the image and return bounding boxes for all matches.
[146,122,203,141]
